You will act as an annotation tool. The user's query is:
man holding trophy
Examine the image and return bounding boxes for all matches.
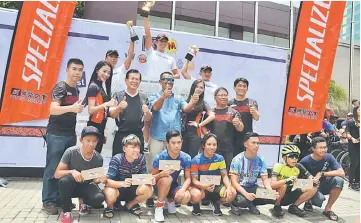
[142,1,180,79]
[181,45,218,108]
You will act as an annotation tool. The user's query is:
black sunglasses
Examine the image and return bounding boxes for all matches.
[161,77,174,83]
[286,154,299,159]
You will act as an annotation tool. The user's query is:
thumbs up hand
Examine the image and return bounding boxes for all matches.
[72,99,84,113]
[118,96,128,111]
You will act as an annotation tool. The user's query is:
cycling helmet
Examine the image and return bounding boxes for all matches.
[281,145,301,157]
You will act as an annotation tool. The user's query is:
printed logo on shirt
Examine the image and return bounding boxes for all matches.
[215,114,232,122]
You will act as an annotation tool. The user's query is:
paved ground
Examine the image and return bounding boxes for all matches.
[0,178,359,223]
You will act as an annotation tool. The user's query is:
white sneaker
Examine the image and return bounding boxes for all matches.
[154,207,164,222]
[166,200,177,214]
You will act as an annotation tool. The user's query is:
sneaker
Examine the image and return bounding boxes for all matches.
[43,203,58,215]
[201,199,210,206]
[79,204,91,216]
[211,201,223,216]
[271,205,285,217]
[231,204,242,216]
[223,202,231,207]
[349,183,360,191]
[146,198,155,207]
[60,212,73,223]
[303,201,313,212]
[248,203,260,215]
[192,203,202,216]
[288,204,307,217]
[166,200,177,214]
[154,207,164,222]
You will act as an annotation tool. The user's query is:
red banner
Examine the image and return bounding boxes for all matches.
[281,1,346,136]
[0,1,76,124]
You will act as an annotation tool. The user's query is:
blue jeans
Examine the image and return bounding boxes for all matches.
[42,133,76,204]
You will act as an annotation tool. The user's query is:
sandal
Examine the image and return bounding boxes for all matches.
[126,204,142,216]
[323,210,338,221]
[103,208,114,218]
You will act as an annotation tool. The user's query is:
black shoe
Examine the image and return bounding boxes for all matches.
[146,198,155,207]
[288,204,307,217]
[187,201,193,207]
[223,202,231,207]
[43,203,59,215]
[247,203,260,215]
[201,198,210,206]
[231,204,242,216]
[349,183,360,191]
[211,201,223,216]
[271,205,285,217]
[303,201,313,212]
[192,203,202,216]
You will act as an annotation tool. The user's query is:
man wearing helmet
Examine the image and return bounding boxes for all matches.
[270,145,317,218]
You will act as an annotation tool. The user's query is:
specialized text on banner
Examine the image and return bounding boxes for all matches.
[282,1,346,136]
[0,1,76,124]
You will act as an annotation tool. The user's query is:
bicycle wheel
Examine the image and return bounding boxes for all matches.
[330,149,343,159]
[336,151,346,163]
[339,152,350,174]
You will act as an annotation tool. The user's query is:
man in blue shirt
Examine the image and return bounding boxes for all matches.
[300,137,345,221]
[146,72,198,173]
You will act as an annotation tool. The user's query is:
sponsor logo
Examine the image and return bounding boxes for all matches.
[138,54,147,64]
[10,88,47,104]
[77,71,87,88]
[166,39,177,54]
[287,106,318,120]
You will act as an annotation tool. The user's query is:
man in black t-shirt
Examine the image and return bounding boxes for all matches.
[110,69,151,155]
[205,87,244,170]
[42,59,85,215]
[229,78,260,156]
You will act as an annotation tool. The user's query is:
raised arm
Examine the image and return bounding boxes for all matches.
[181,59,192,80]
[124,41,135,70]
[144,17,152,50]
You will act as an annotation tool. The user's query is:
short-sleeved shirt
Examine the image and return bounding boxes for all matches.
[300,154,342,177]
[60,146,103,172]
[191,77,218,109]
[47,81,79,136]
[111,64,127,95]
[272,163,311,186]
[229,152,267,188]
[153,150,191,183]
[346,119,360,140]
[112,90,147,132]
[190,153,226,179]
[86,80,110,124]
[145,48,177,78]
[228,98,258,134]
[107,153,147,182]
[182,101,212,134]
[148,91,187,141]
[206,107,242,152]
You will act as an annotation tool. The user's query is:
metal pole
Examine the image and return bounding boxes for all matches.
[254,1,258,43]
[171,1,176,30]
[215,1,220,36]
[349,2,354,110]
[289,1,294,49]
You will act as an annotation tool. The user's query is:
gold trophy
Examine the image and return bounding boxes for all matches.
[140,1,155,18]
[185,45,199,61]
[126,21,139,42]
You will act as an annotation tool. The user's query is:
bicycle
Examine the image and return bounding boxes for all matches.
[339,151,351,177]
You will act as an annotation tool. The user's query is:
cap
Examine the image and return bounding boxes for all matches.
[200,64,212,72]
[330,114,338,119]
[106,49,119,57]
[156,33,169,41]
[347,112,354,117]
[81,126,101,138]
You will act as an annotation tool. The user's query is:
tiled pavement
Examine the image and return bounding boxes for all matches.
[0,178,359,223]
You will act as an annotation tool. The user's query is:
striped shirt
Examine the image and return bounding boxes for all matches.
[107,153,147,181]
[191,153,226,178]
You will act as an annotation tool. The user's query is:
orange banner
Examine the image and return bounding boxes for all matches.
[0,1,76,124]
[282,1,346,136]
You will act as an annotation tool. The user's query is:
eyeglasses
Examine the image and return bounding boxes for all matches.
[161,78,174,83]
[216,94,228,97]
[316,146,328,150]
[286,154,299,159]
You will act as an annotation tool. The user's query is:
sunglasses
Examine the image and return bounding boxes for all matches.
[161,78,174,83]
[286,154,299,159]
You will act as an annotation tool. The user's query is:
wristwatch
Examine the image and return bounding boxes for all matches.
[321,172,325,178]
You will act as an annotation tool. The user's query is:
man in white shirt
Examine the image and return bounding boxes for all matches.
[105,40,135,95]
[144,17,179,78]
[182,63,218,108]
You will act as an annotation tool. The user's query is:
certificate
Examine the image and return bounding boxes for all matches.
[294,179,313,189]
[159,160,181,171]
[199,175,221,185]
[256,188,277,200]
[81,167,105,181]
[132,174,153,185]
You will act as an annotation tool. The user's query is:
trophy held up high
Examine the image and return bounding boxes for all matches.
[185,45,199,61]
[140,1,155,18]
[126,21,139,42]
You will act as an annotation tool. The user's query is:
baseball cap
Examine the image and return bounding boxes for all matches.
[347,112,354,117]
[200,64,212,72]
[156,33,169,41]
[330,114,338,119]
[106,49,119,57]
[81,126,101,138]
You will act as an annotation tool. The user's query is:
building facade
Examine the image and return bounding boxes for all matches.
[84,1,360,100]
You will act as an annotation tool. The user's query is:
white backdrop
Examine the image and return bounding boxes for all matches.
[0,8,288,168]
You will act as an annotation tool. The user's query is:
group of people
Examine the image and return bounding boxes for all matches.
[40,15,351,223]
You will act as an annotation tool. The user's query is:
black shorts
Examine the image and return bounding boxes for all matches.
[118,185,138,202]
[280,187,303,206]
[204,185,226,201]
